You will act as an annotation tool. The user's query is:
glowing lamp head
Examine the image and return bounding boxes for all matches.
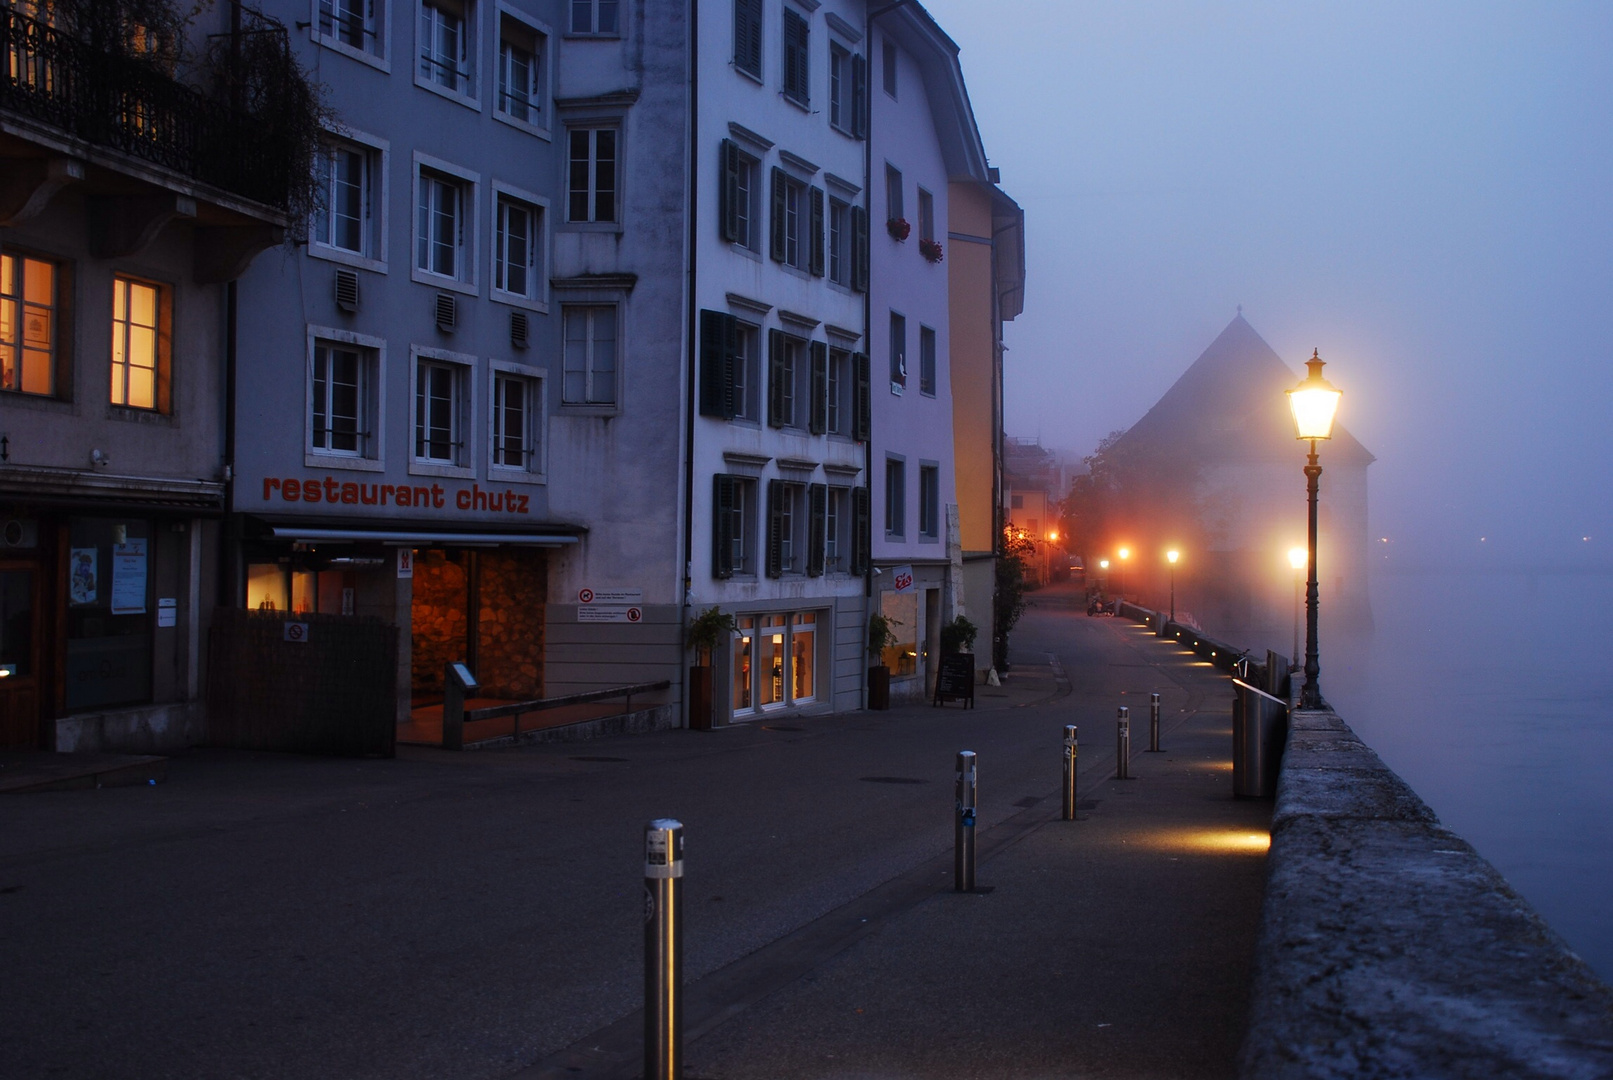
[1287,350,1342,441]
[1288,546,1307,571]
[1166,549,1179,565]
[1048,530,1059,541]
[1118,547,1130,560]
[1099,559,1110,570]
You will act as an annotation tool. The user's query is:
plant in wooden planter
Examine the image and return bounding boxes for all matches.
[867,612,899,710]
[919,237,945,263]
[685,606,735,731]
[886,216,911,242]
[939,615,978,655]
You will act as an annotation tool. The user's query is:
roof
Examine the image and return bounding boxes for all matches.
[880,2,991,183]
[1115,315,1375,467]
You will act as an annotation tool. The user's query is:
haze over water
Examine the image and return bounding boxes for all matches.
[925,1,1613,976]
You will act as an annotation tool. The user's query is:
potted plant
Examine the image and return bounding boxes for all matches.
[867,612,899,710]
[886,216,911,242]
[919,237,945,263]
[686,606,735,731]
[939,615,978,655]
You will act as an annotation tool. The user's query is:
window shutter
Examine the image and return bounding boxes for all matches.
[713,474,736,578]
[720,139,740,243]
[852,351,871,442]
[767,330,786,428]
[851,205,869,292]
[851,486,871,575]
[784,10,808,101]
[770,167,787,262]
[807,483,827,576]
[766,479,785,579]
[735,0,762,75]
[699,310,736,418]
[809,340,827,435]
[809,186,825,276]
[851,53,868,138]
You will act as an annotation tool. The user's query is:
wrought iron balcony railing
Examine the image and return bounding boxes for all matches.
[1,7,292,212]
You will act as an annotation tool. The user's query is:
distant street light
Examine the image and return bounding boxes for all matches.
[1287,350,1343,710]
[1287,546,1307,668]
[1117,547,1130,599]
[1166,549,1180,622]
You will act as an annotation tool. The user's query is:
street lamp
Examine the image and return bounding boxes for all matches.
[1117,546,1130,599]
[1165,549,1179,622]
[1287,350,1343,709]
[1287,546,1307,669]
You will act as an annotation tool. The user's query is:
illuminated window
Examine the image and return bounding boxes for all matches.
[0,253,57,397]
[733,609,820,717]
[110,276,166,411]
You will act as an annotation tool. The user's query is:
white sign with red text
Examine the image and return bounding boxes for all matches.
[578,588,643,605]
[578,605,644,624]
[890,565,915,594]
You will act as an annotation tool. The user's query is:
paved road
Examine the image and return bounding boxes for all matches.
[0,583,1269,1079]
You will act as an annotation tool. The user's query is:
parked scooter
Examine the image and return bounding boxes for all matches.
[1086,596,1117,617]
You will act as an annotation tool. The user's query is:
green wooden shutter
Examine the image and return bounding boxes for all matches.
[784,10,808,102]
[767,329,786,427]
[809,186,825,276]
[851,53,868,138]
[809,340,827,434]
[770,167,787,262]
[852,351,870,441]
[699,309,736,418]
[851,486,871,575]
[720,139,740,243]
[712,474,736,578]
[766,479,785,578]
[807,483,827,576]
[851,205,869,292]
[735,0,762,76]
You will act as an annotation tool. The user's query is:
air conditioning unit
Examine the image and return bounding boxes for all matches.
[2,519,38,549]
[435,292,457,332]
[334,268,359,313]
[510,310,529,349]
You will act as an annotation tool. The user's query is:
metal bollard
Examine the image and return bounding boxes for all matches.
[644,819,684,1080]
[1062,724,1079,820]
[955,750,977,892]
[1116,707,1131,779]
[1148,692,1162,752]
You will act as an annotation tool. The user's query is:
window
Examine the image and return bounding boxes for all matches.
[416,167,468,280]
[825,346,851,434]
[885,456,905,538]
[567,127,618,224]
[918,187,934,243]
[110,276,166,411]
[733,321,760,420]
[720,140,761,252]
[851,204,869,292]
[497,14,545,126]
[491,370,540,472]
[310,340,373,456]
[414,358,465,464]
[882,37,897,97]
[418,0,471,96]
[314,140,379,257]
[732,610,818,714]
[767,480,805,577]
[0,253,57,397]
[316,0,387,64]
[888,311,906,392]
[919,325,936,396]
[569,0,618,35]
[770,169,822,273]
[733,0,761,78]
[494,193,541,300]
[713,474,756,577]
[699,309,761,422]
[1011,493,1024,510]
[767,330,807,428]
[885,164,903,225]
[919,464,939,540]
[828,197,848,284]
[782,8,809,105]
[562,304,617,406]
[829,42,849,132]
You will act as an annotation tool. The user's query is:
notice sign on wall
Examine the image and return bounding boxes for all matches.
[577,588,643,605]
[578,606,643,624]
[397,548,414,578]
[111,539,148,614]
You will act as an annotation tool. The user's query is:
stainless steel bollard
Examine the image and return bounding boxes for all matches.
[644,819,683,1080]
[1116,707,1131,779]
[1062,725,1078,821]
[1148,692,1162,752]
[955,751,977,892]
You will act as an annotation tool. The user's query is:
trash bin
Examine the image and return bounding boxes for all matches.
[1232,678,1287,798]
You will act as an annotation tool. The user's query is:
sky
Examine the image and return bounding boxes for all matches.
[922,0,1613,569]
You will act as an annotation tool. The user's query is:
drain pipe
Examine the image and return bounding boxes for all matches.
[679,0,701,727]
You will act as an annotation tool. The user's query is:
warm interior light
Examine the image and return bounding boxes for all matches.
[1287,350,1342,440]
[1166,549,1179,564]
[1288,546,1307,570]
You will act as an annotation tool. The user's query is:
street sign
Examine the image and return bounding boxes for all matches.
[578,605,644,623]
[284,621,309,643]
[397,549,414,578]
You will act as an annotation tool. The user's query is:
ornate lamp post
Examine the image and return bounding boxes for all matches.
[1286,351,1343,709]
[1287,546,1306,668]
[1165,549,1179,622]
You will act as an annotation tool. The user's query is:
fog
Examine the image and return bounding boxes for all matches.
[920,1,1613,977]
[927,0,1613,569]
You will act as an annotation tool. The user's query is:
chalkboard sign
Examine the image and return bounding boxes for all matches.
[933,653,976,708]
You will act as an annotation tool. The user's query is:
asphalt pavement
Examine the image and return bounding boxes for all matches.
[0,582,1269,1080]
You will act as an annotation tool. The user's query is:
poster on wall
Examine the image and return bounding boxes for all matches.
[111,538,148,615]
[69,548,98,605]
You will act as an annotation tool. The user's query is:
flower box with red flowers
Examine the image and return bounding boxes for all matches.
[919,238,945,263]
[886,217,911,241]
